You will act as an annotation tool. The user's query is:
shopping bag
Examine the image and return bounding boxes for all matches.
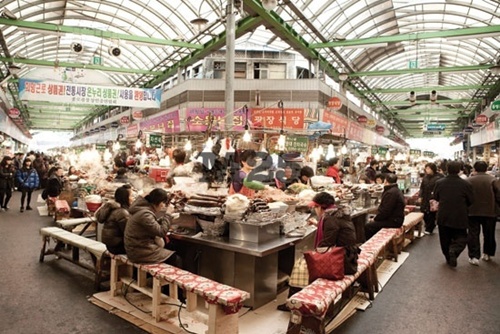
[289,257,309,288]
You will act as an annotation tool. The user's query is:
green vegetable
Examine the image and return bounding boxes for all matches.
[243,178,266,190]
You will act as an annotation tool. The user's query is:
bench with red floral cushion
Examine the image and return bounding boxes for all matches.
[285,228,401,334]
[109,254,250,334]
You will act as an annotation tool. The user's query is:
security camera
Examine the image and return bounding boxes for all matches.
[108,46,121,57]
[71,42,84,54]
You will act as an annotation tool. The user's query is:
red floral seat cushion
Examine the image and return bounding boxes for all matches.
[111,255,249,314]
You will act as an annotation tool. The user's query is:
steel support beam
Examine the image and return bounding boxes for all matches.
[0,18,203,49]
[382,98,481,106]
[364,84,492,94]
[311,25,500,48]
[349,65,493,78]
[0,57,162,76]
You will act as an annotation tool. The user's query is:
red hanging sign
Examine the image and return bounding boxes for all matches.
[132,110,143,120]
[357,115,368,124]
[475,114,488,125]
[376,126,385,135]
[8,108,20,118]
[120,116,130,124]
[327,97,342,111]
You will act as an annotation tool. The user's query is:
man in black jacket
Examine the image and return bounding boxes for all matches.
[434,161,474,267]
[365,173,405,240]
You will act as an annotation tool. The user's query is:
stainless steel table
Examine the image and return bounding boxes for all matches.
[170,226,316,309]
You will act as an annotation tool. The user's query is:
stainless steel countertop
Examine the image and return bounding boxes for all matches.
[170,225,317,257]
[350,206,378,218]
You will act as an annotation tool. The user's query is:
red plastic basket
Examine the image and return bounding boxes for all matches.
[86,202,102,212]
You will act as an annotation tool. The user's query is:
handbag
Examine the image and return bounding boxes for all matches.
[303,247,345,283]
[289,257,309,288]
[429,199,439,212]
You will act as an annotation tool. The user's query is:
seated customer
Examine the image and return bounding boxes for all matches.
[95,184,133,254]
[294,166,314,185]
[365,173,405,240]
[124,188,179,266]
[278,192,359,311]
[113,167,129,183]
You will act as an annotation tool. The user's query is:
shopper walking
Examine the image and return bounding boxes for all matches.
[15,158,40,212]
[433,161,474,267]
[0,156,15,211]
[419,163,442,234]
[466,161,500,264]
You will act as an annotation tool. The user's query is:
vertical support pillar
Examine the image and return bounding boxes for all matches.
[224,0,235,132]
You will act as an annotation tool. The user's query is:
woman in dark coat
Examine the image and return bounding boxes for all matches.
[0,156,15,211]
[278,192,359,311]
[15,158,40,212]
[95,184,132,254]
[419,162,442,234]
[124,188,176,264]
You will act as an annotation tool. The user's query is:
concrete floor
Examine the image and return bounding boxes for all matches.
[1,190,499,334]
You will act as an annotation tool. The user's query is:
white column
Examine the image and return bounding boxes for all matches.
[224,0,235,132]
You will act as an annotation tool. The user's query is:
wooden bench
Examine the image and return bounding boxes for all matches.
[39,226,109,290]
[56,217,96,237]
[286,228,399,334]
[402,212,424,241]
[110,254,250,334]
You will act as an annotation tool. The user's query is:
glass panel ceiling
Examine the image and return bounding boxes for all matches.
[0,0,499,136]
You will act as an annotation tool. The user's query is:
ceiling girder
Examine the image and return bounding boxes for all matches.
[349,65,493,78]
[0,57,163,76]
[382,98,480,106]
[364,84,492,94]
[310,25,500,49]
[0,18,203,50]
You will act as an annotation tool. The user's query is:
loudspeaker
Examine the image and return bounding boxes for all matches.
[108,46,121,57]
[71,42,84,54]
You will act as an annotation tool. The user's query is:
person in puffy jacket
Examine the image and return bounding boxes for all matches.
[95,184,133,254]
[15,158,40,212]
[124,188,176,264]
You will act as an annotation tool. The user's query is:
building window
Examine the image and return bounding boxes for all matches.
[254,63,286,79]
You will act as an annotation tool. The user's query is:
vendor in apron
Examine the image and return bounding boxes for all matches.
[229,149,266,198]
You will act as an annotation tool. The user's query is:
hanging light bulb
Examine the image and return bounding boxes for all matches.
[375,153,380,161]
[243,126,251,142]
[341,144,348,155]
[112,141,121,152]
[325,144,335,160]
[135,139,142,149]
[205,137,214,150]
[385,150,391,160]
[317,145,324,156]
[277,132,286,151]
[184,139,192,151]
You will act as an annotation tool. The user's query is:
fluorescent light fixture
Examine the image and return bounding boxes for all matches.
[342,42,388,49]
